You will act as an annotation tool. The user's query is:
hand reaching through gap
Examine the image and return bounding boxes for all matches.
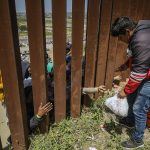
[82,85,106,94]
[115,64,128,72]
[98,85,106,93]
[37,102,53,118]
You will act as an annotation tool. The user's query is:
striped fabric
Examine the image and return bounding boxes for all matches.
[130,71,147,83]
[124,70,150,95]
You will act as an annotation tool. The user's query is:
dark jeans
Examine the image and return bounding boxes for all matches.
[126,80,150,142]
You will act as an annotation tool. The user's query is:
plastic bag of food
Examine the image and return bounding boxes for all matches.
[105,94,128,117]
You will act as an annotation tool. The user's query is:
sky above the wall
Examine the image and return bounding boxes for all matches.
[15,0,88,12]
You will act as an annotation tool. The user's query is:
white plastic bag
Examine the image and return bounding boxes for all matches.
[105,94,129,117]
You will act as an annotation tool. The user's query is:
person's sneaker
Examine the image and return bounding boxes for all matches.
[121,139,144,149]
[119,118,134,129]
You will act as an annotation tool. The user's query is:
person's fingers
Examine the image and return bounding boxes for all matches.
[100,87,106,91]
[43,108,52,115]
[104,90,109,94]
[115,67,120,72]
[99,90,105,93]
[44,107,51,111]
[99,90,105,92]
[98,85,106,92]
[45,107,52,113]
[41,102,51,109]
[39,102,43,109]
[99,85,106,90]
[48,103,53,108]
[99,85,106,88]
[49,105,53,110]
[99,88,105,91]
[117,93,121,99]
[114,75,122,80]
[49,102,53,106]
[44,105,53,111]
[43,103,53,110]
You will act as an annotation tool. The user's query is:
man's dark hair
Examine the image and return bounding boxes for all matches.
[111,16,137,36]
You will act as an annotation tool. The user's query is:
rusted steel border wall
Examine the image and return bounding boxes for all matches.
[0,0,150,149]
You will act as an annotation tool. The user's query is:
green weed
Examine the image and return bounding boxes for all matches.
[29,92,150,150]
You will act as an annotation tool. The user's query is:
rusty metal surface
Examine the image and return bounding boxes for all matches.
[84,0,101,105]
[130,0,142,21]
[105,0,119,89]
[95,0,113,93]
[52,0,66,122]
[114,0,130,81]
[71,0,85,117]
[25,0,49,132]
[142,0,150,19]
[0,0,29,149]
[128,0,149,21]
[0,2,149,148]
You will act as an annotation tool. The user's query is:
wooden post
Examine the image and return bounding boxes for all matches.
[0,0,29,149]
[52,0,66,122]
[25,0,49,132]
[71,0,85,117]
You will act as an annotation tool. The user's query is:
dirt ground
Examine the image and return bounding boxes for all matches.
[76,105,150,150]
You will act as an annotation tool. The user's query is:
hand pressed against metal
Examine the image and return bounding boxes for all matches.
[37,102,53,117]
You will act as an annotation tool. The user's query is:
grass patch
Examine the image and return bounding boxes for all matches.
[29,92,150,150]
[29,94,108,150]
[19,32,28,36]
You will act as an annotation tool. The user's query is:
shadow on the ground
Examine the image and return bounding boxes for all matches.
[103,119,133,137]
[103,106,133,137]
[103,121,123,135]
